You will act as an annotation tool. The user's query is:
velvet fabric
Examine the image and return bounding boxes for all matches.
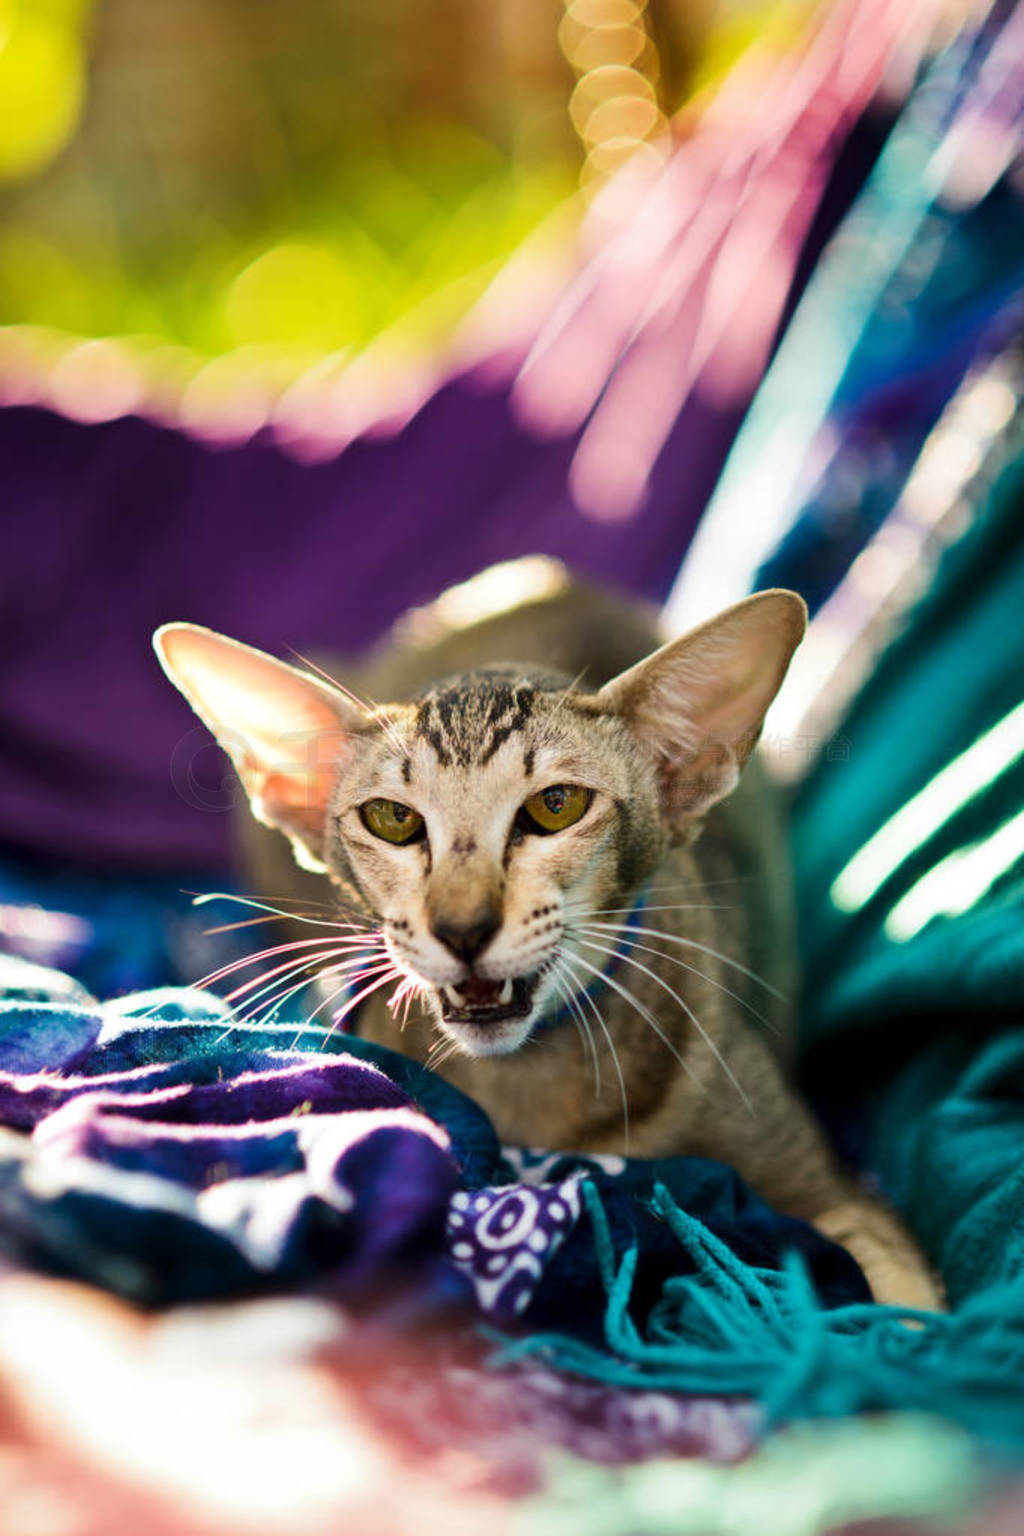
[793,461,1024,1315]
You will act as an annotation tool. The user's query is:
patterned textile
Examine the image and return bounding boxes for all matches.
[0,953,866,1326]
[447,1179,584,1326]
[0,947,879,1484]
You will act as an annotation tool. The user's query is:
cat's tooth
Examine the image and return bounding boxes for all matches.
[499,978,513,1004]
[443,985,462,1006]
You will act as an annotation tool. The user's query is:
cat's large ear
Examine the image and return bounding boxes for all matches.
[154,624,368,872]
[598,590,806,834]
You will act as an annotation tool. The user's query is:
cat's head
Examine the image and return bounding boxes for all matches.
[155,590,804,1057]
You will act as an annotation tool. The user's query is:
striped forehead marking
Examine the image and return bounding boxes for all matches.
[413,675,537,769]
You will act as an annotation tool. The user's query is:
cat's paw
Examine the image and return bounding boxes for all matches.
[813,1199,947,1314]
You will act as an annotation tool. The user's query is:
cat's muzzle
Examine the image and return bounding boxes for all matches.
[439,974,535,1025]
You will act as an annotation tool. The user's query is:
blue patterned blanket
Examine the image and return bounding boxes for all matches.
[0,953,864,1343]
[7,903,1024,1461]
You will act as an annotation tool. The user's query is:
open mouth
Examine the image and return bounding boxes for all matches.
[439,974,536,1025]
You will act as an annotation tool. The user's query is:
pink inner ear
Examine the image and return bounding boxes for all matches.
[156,623,360,852]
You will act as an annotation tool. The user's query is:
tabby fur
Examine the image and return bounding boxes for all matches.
[155,562,941,1309]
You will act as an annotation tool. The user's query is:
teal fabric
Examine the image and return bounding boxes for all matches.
[792,455,1024,1312]
[872,1030,1024,1302]
[795,459,1024,1027]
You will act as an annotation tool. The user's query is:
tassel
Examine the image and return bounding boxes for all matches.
[485,1179,1024,1448]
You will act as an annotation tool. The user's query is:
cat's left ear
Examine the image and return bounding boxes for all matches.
[154,623,369,872]
[599,590,806,834]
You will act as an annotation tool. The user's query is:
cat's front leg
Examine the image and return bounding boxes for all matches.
[684,1036,946,1312]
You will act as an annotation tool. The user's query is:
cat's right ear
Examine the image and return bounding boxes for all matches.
[598,590,806,836]
[154,624,368,872]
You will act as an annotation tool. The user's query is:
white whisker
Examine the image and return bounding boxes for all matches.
[241,968,338,1032]
[574,927,777,1036]
[579,920,786,1000]
[567,902,731,917]
[233,947,389,1026]
[547,960,600,1094]
[314,964,403,1046]
[425,1035,462,1073]
[225,956,348,1029]
[210,951,373,1043]
[226,943,386,1005]
[562,947,699,1090]
[187,931,385,999]
[572,932,752,1111]
[400,979,420,1029]
[387,975,421,1024]
[557,951,631,1150]
[191,890,373,931]
[286,648,406,757]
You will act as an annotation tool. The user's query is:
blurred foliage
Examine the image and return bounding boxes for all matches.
[0,0,812,372]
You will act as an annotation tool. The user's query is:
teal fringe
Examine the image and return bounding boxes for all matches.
[486,1180,1024,1449]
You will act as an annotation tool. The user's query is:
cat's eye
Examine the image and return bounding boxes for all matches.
[360,798,425,845]
[519,784,592,835]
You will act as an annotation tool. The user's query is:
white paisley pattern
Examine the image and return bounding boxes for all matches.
[446,1176,583,1323]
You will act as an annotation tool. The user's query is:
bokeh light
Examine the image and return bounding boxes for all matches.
[0,1,790,429]
[559,0,669,192]
[222,242,366,352]
[0,1,91,182]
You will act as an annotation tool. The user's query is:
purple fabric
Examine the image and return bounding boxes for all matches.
[361,1341,758,1474]
[0,0,917,872]
[0,941,893,1472]
[1,388,687,871]
[0,956,868,1310]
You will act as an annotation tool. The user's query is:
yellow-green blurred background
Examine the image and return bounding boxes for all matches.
[0,0,810,376]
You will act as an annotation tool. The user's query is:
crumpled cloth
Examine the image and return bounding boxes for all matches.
[0,953,867,1330]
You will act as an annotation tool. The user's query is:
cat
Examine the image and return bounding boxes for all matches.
[155,559,942,1311]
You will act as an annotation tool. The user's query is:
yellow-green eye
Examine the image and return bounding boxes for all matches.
[360,799,425,845]
[519,784,592,835]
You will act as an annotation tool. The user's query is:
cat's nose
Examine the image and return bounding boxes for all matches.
[431,911,500,966]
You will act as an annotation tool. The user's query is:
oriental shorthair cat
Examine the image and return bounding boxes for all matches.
[155,559,942,1310]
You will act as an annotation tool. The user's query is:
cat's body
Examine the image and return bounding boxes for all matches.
[158,561,942,1309]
